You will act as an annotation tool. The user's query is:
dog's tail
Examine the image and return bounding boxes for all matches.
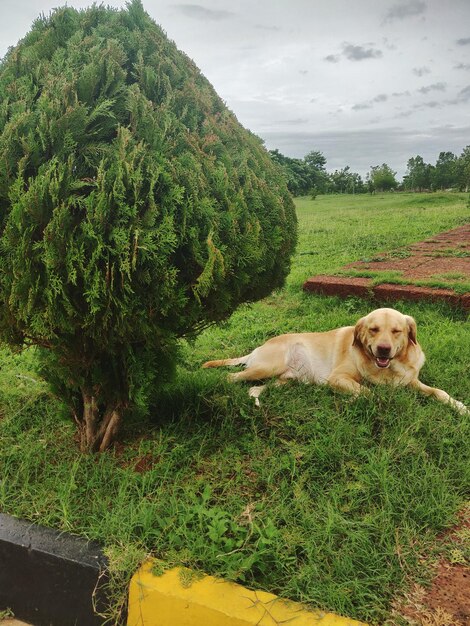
[202,355,250,369]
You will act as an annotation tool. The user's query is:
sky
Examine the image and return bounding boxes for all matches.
[1,0,470,180]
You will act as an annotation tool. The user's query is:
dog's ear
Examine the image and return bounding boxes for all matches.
[353,317,366,348]
[405,315,417,345]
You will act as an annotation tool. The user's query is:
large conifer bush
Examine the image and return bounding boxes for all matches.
[0,1,296,450]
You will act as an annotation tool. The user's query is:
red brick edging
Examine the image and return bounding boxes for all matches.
[303,275,470,310]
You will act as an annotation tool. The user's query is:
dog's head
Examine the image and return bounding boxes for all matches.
[353,308,417,369]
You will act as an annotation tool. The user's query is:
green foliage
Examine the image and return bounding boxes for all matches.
[271,145,470,197]
[433,151,458,189]
[269,148,331,196]
[367,163,398,192]
[0,1,296,447]
[403,155,433,191]
[457,146,470,192]
[329,166,364,194]
[152,484,279,582]
[403,148,470,192]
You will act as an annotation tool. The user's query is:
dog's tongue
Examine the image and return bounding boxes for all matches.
[376,357,390,368]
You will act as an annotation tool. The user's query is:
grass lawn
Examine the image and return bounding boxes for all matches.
[0,192,469,624]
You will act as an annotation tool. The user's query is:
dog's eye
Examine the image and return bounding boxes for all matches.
[392,329,402,334]
[369,327,379,333]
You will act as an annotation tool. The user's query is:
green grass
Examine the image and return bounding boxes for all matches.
[0,192,469,624]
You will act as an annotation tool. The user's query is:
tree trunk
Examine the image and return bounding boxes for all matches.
[78,390,124,452]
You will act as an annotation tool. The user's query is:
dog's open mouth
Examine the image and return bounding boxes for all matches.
[375,357,391,368]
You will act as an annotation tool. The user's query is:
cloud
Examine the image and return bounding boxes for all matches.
[454,63,470,71]
[392,90,411,97]
[342,43,383,61]
[279,118,309,126]
[458,85,470,101]
[174,4,236,20]
[456,37,470,46]
[352,93,388,111]
[418,82,446,94]
[414,101,442,109]
[324,54,340,63]
[324,42,383,64]
[412,66,430,76]
[352,103,372,111]
[382,37,397,51]
[433,85,470,106]
[384,1,427,23]
[395,110,414,119]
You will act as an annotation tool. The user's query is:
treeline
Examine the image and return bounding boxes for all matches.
[269,146,470,196]
[403,149,470,192]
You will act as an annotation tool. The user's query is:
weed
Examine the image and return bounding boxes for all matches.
[100,543,148,624]
[429,248,470,258]
[362,248,412,263]
[336,268,406,285]
[0,609,14,620]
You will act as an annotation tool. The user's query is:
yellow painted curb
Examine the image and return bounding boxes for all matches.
[127,560,367,626]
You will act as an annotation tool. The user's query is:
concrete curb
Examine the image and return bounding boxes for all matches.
[0,514,108,626]
[127,559,367,626]
[0,515,368,626]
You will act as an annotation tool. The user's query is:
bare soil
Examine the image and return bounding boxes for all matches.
[345,224,470,281]
[394,508,470,626]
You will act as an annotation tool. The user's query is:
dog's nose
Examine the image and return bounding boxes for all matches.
[376,344,392,356]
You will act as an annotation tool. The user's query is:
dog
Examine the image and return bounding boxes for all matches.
[202,307,469,414]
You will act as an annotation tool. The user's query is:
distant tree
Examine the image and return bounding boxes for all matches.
[330,166,364,194]
[456,145,470,192]
[403,155,433,191]
[303,150,329,194]
[304,150,327,170]
[269,149,329,195]
[432,151,458,190]
[350,172,365,194]
[366,175,375,195]
[368,164,398,192]
[309,169,331,194]
[292,159,313,194]
[330,168,348,193]
[269,150,309,196]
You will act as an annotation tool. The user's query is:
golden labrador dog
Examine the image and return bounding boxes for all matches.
[202,307,468,414]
